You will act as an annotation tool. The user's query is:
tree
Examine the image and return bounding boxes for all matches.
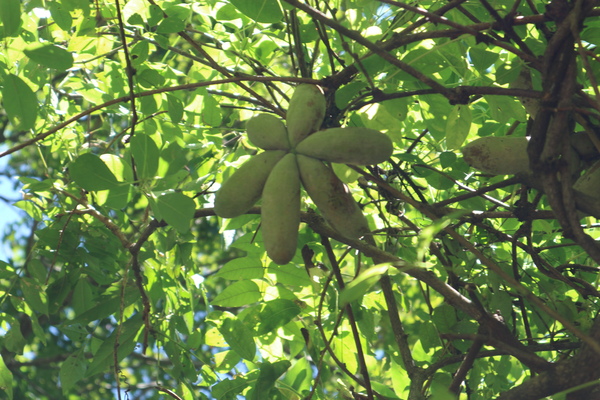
[1,0,600,398]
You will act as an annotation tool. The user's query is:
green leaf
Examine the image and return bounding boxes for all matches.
[137,68,166,88]
[282,358,312,393]
[2,74,37,130]
[69,288,140,325]
[218,316,256,361]
[249,360,291,400]
[26,259,47,284]
[416,211,466,260]
[20,278,48,315]
[0,355,13,400]
[255,299,301,335]
[148,4,163,26]
[331,163,360,183]
[24,43,74,71]
[445,104,472,150]
[4,320,26,354]
[14,200,43,221]
[130,40,150,67]
[166,94,184,124]
[432,303,458,333]
[439,151,457,168]
[130,133,159,180]
[59,350,87,394]
[70,153,120,191]
[212,376,248,400]
[49,1,73,31]
[468,47,498,71]
[100,154,133,182]
[216,257,264,280]
[202,95,222,126]
[155,192,195,233]
[58,324,88,343]
[0,0,20,36]
[485,95,527,123]
[97,185,131,210]
[339,264,391,307]
[268,263,311,287]
[85,314,143,378]
[212,280,261,307]
[156,15,185,34]
[335,81,367,109]
[229,0,283,23]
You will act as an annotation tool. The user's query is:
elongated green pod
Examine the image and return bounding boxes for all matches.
[295,127,393,165]
[246,114,290,150]
[286,84,326,146]
[214,150,286,218]
[461,136,530,175]
[261,153,301,265]
[297,154,370,239]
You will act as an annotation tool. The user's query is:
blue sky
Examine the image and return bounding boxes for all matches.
[0,146,25,262]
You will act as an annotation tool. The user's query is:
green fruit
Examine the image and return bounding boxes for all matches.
[286,84,327,146]
[214,150,286,218]
[295,127,393,165]
[246,113,290,150]
[461,136,530,175]
[297,154,370,239]
[261,153,301,265]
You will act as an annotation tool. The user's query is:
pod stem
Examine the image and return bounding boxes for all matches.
[320,235,374,400]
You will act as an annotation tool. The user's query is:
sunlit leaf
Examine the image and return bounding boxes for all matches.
[24,43,74,71]
[202,95,222,126]
[216,257,264,280]
[248,360,291,400]
[130,133,159,180]
[155,191,195,233]
[69,153,120,191]
[0,0,20,36]
[0,355,13,400]
[2,74,37,130]
[212,280,261,307]
[49,1,72,31]
[218,315,256,361]
[212,376,248,400]
[445,104,472,150]
[339,264,390,307]
[166,94,184,124]
[255,299,301,335]
[13,200,43,221]
[229,0,283,23]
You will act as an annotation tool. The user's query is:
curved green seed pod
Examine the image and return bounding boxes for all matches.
[295,127,393,165]
[214,150,287,218]
[261,153,301,265]
[461,136,530,175]
[286,84,327,146]
[246,114,290,151]
[297,154,370,239]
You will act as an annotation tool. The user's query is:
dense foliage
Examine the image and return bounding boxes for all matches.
[2,0,600,399]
